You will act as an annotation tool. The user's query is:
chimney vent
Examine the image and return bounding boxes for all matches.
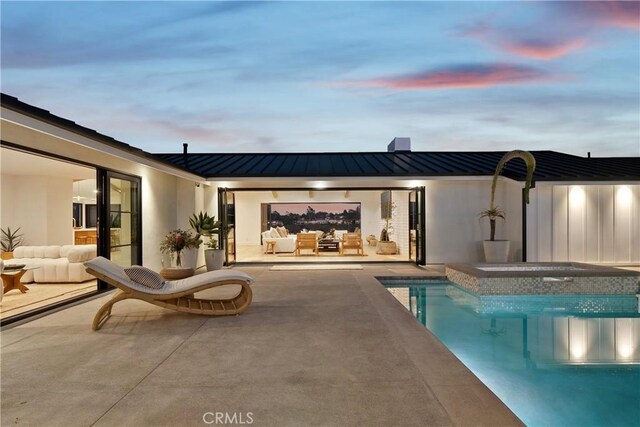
[387,137,411,152]
[183,143,189,168]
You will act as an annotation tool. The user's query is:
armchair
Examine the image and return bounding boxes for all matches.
[295,233,318,256]
[340,232,363,255]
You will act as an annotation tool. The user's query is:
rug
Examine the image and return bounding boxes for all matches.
[277,253,367,257]
[269,264,363,271]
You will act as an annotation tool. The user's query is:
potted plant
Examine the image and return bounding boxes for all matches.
[481,150,536,262]
[189,211,220,237]
[189,212,222,271]
[160,229,200,268]
[1,227,24,260]
[204,236,224,271]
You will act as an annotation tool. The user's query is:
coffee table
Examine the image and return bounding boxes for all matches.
[318,239,340,252]
[2,266,39,294]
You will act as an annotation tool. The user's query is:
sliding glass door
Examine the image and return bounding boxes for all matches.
[219,189,236,265]
[409,187,426,265]
[99,171,142,269]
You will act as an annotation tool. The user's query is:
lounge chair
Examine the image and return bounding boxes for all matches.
[84,257,253,330]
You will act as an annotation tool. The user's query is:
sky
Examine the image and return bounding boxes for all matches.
[1,1,639,156]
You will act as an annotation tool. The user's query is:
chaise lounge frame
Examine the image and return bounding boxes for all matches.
[85,258,253,331]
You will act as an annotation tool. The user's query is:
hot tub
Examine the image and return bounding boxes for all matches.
[446,262,640,295]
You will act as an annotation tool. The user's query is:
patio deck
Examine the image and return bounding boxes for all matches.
[1,264,522,426]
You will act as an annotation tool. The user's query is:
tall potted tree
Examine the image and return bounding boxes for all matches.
[376,199,398,255]
[480,150,536,262]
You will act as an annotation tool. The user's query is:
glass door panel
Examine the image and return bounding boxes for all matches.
[409,190,418,262]
[106,173,141,267]
[416,186,426,265]
[219,189,236,265]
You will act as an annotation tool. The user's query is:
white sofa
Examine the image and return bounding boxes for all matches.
[8,245,97,283]
[261,231,296,253]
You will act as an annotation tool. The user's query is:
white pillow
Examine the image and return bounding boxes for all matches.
[269,228,280,238]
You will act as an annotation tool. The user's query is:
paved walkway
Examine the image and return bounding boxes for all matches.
[1,264,522,426]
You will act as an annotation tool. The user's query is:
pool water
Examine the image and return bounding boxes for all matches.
[382,280,640,427]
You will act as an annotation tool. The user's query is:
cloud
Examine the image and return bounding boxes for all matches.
[498,38,588,60]
[455,20,588,60]
[333,64,556,90]
[560,1,640,30]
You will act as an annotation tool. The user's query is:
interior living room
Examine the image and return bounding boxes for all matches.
[0,147,99,319]
[231,189,419,263]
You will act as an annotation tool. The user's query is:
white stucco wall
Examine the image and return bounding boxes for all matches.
[527,184,640,263]
[0,174,73,246]
[424,179,523,263]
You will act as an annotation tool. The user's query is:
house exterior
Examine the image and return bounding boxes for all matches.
[3,93,639,268]
[1,93,639,322]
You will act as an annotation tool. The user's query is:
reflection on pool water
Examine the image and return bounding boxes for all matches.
[381,280,640,427]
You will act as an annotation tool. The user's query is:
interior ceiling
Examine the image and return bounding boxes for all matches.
[1,147,95,179]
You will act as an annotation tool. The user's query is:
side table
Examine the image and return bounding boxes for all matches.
[160,267,195,280]
[264,239,276,255]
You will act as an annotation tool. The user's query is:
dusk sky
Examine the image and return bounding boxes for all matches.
[2,1,639,156]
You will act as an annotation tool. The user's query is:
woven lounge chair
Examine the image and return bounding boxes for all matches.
[84,257,253,330]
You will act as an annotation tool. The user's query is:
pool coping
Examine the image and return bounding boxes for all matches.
[361,272,524,426]
[446,262,640,278]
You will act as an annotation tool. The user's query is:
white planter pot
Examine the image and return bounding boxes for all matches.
[205,249,224,271]
[181,248,199,270]
[483,240,510,263]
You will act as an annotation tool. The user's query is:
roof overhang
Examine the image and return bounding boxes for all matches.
[207,175,506,190]
[1,105,205,182]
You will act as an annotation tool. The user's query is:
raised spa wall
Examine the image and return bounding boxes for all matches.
[446,263,640,295]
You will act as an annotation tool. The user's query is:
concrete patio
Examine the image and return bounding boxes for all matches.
[1,264,522,426]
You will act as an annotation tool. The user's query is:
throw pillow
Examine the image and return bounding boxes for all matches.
[276,226,287,238]
[269,228,280,238]
[124,266,165,289]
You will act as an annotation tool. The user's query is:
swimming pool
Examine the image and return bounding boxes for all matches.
[381,279,640,427]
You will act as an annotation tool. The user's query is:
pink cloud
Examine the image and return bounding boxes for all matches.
[565,1,640,30]
[334,64,554,91]
[457,20,588,61]
[498,38,588,60]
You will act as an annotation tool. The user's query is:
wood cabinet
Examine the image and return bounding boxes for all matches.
[74,229,97,245]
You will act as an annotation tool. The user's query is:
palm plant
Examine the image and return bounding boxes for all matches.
[479,207,506,242]
[482,150,536,241]
[189,212,221,236]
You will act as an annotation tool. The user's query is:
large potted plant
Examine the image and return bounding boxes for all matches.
[189,211,223,271]
[481,150,536,262]
[1,227,24,260]
[376,201,398,255]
